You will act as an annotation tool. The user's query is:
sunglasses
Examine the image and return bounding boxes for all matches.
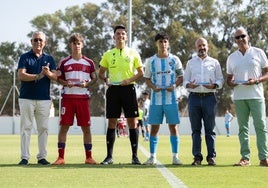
[235,34,246,40]
[33,38,43,42]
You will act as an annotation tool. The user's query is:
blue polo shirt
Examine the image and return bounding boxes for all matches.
[17,49,56,100]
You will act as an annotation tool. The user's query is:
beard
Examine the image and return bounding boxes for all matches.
[198,49,207,58]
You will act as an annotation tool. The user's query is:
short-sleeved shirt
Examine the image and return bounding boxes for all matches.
[226,47,268,100]
[57,55,96,99]
[99,47,143,84]
[138,108,143,120]
[142,98,150,118]
[17,49,56,100]
[224,112,233,123]
[144,53,183,105]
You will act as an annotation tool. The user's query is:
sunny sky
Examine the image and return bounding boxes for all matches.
[0,0,106,44]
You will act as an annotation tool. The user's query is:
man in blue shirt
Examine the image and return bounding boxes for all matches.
[17,31,57,165]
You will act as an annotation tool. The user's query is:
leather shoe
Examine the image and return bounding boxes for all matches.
[234,158,250,166]
[207,158,216,166]
[38,159,50,165]
[191,159,201,166]
[260,159,268,167]
[18,159,28,165]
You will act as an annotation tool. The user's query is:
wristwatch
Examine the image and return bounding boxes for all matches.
[213,84,219,89]
[255,79,260,85]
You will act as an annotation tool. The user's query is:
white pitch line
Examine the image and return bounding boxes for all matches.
[139,144,187,188]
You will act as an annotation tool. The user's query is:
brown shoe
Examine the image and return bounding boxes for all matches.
[207,158,216,166]
[234,158,250,166]
[260,159,268,167]
[191,159,202,166]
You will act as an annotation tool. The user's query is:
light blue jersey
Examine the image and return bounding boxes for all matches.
[144,53,183,125]
[144,54,183,106]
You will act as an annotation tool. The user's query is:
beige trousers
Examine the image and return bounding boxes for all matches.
[19,99,51,160]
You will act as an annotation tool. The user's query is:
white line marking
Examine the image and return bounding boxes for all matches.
[139,144,187,188]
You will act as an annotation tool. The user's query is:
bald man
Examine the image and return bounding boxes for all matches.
[183,37,224,166]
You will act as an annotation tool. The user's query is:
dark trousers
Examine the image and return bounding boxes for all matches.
[188,93,217,161]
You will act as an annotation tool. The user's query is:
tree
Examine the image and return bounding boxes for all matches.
[0,42,29,115]
[1,0,268,116]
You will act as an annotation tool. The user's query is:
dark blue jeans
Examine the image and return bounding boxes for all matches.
[188,93,217,161]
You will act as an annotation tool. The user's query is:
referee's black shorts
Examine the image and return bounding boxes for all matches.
[106,84,139,118]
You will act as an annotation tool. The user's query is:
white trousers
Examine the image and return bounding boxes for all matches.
[19,99,51,160]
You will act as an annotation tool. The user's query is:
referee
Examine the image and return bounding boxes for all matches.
[98,25,144,165]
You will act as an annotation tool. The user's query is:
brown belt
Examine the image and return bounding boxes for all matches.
[190,92,215,97]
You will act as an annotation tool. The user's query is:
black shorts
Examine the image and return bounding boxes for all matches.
[137,120,143,127]
[106,84,138,118]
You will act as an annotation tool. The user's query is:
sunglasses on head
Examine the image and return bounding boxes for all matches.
[235,34,246,40]
[33,38,43,42]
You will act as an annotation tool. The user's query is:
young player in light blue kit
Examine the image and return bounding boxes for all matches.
[141,91,150,141]
[143,32,183,165]
[224,109,234,137]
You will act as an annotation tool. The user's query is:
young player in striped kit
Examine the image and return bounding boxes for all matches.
[53,33,98,165]
[143,32,183,165]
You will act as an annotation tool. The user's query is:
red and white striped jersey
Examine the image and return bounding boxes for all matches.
[57,55,96,98]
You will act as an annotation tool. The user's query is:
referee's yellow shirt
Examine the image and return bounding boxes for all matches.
[100,47,143,84]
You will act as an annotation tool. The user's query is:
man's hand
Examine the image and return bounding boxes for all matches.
[38,63,51,80]
[186,80,199,89]
[203,79,216,89]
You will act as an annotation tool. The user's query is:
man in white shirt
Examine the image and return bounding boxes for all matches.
[227,27,268,167]
[183,37,223,166]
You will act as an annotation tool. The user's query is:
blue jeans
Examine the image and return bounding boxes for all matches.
[188,93,217,161]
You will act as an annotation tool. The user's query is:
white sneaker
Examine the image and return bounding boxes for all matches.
[143,137,149,142]
[172,157,182,165]
[143,156,157,165]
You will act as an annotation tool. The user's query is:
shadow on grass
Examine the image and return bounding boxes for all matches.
[0,163,239,169]
[161,163,251,168]
[0,163,161,169]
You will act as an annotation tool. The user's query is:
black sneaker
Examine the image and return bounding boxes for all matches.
[18,159,28,165]
[100,157,113,165]
[132,157,141,165]
[38,159,50,165]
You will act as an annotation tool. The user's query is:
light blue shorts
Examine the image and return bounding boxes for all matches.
[143,118,149,127]
[148,104,180,125]
[225,122,230,129]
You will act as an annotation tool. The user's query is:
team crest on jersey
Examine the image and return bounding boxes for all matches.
[61,107,66,115]
[125,56,131,63]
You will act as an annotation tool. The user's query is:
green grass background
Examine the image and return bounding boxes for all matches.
[0,134,267,188]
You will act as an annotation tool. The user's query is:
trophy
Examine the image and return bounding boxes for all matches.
[195,74,210,85]
[234,71,248,84]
